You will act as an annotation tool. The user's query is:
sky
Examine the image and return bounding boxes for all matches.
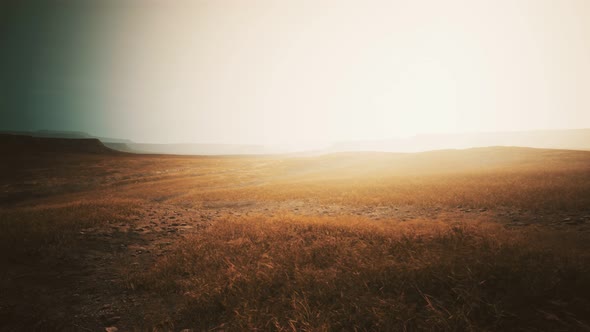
[1,0,590,147]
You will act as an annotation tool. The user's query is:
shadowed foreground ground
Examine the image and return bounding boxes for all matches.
[1,139,590,331]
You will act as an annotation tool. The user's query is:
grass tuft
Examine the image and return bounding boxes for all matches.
[134,216,590,331]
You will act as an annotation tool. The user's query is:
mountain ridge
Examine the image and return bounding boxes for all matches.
[2,128,590,155]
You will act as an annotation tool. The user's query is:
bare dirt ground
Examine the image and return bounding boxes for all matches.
[2,145,590,331]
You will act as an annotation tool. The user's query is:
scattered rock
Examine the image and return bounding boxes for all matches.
[105,327,118,332]
[106,316,121,325]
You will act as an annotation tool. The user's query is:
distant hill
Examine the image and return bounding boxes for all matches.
[109,128,590,155]
[291,146,590,177]
[104,142,274,155]
[3,128,590,155]
[326,129,590,153]
[0,130,270,155]
[0,134,117,155]
[0,130,132,144]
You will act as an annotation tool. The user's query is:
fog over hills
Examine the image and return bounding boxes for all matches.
[2,128,590,155]
[113,129,590,155]
[326,129,590,153]
[1,130,132,144]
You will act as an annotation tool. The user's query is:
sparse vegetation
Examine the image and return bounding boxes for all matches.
[134,216,590,331]
[2,144,590,330]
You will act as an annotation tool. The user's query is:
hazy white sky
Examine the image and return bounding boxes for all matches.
[98,0,590,145]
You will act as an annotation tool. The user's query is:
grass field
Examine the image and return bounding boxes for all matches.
[2,143,590,331]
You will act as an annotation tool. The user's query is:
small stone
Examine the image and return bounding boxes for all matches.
[107,316,121,324]
[105,327,118,332]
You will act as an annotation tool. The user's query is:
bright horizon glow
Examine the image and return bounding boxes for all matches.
[93,0,590,147]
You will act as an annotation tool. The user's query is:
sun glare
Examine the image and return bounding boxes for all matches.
[94,0,590,145]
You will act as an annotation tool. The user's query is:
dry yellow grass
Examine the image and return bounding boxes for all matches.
[2,145,590,330]
[134,215,590,331]
[0,198,143,259]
